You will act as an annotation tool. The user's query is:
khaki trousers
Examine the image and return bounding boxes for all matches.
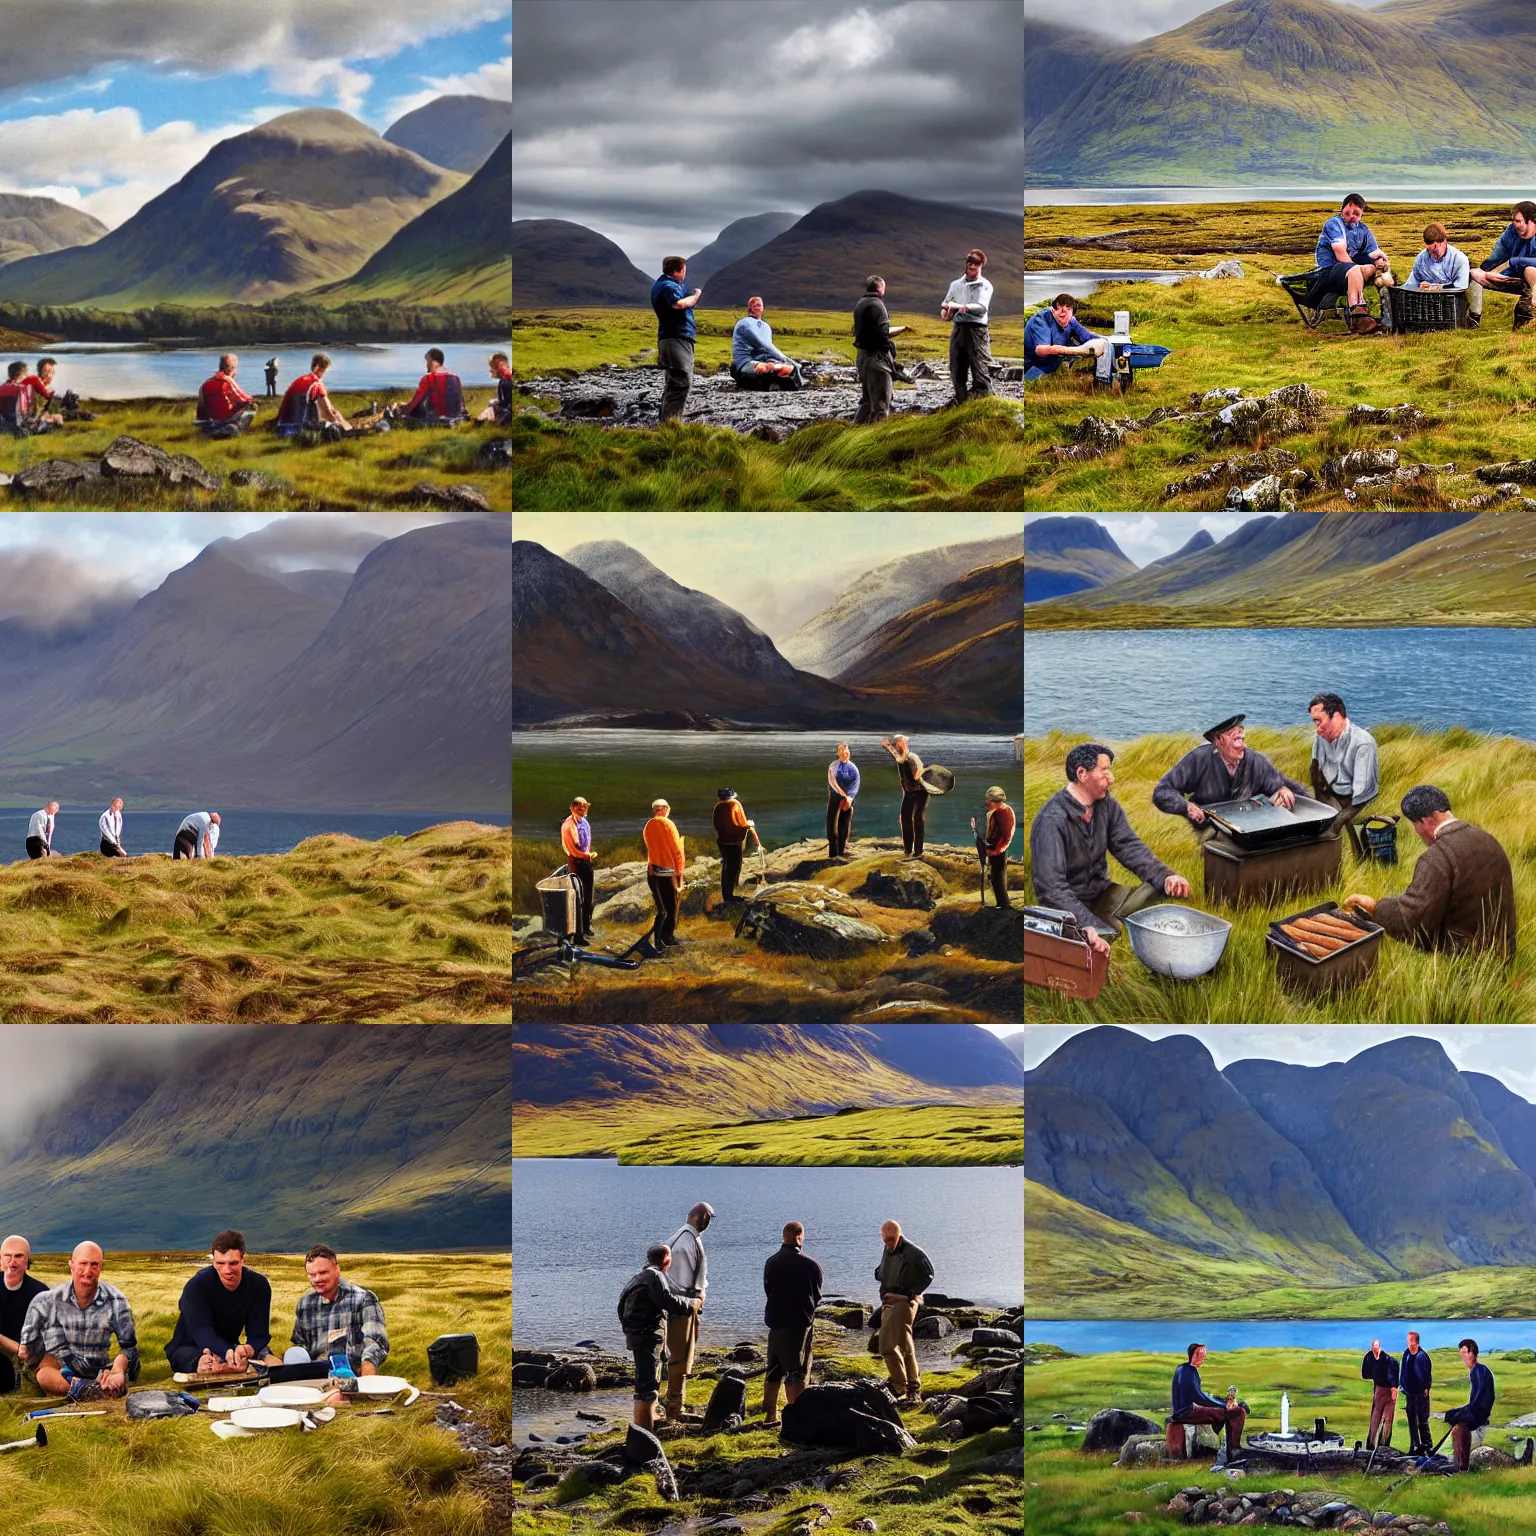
[665,1308,699,1414]
[879,1295,921,1396]
[1368,1384,1397,1449]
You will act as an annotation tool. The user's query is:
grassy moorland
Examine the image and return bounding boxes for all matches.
[1023,201,1536,511]
[0,823,512,1022]
[1024,1347,1536,1536]
[0,1250,508,1536]
[1023,726,1536,1024]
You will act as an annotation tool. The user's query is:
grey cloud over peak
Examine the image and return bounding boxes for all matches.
[1024,0,1383,43]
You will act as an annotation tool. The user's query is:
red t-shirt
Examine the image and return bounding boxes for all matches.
[280,372,328,420]
[984,803,1017,856]
[405,370,453,416]
[21,374,53,401]
[200,373,254,422]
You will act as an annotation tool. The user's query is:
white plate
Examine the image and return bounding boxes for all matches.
[206,1396,252,1413]
[211,1420,255,1439]
[257,1385,327,1408]
[230,1406,305,1431]
[354,1376,417,1404]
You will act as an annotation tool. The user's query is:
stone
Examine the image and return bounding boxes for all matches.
[1475,459,1536,485]
[739,882,889,959]
[850,1521,878,1533]
[1199,259,1246,279]
[781,1381,912,1453]
[1082,1408,1161,1452]
[1468,1444,1517,1469]
[228,468,290,493]
[858,860,942,910]
[511,1362,550,1386]
[0,473,10,488]
[1225,473,1289,511]
[926,902,1023,962]
[702,1372,749,1433]
[1323,448,1401,488]
[10,458,103,493]
[913,1315,954,1340]
[545,1362,597,1391]
[480,437,513,463]
[101,435,221,489]
[623,1423,665,1467]
[1346,403,1430,431]
[971,1327,1022,1349]
[561,393,619,417]
[1263,382,1326,416]
[408,481,493,510]
[1162,448,1300,499]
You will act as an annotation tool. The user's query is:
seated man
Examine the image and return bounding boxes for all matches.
[0,360,59,435]
[1444,1339,1495,1472]
[400,347,467,424]
[164,1229,282,1376]
[1153,715,1307,845]
[1029,741,1192,956]
[730,297,804,391]
[195,354,257,437]
[276,353,353,437]
[1171,1343,1248,1466]
[478,351,513,423]
[1346,784,1516,960]
[1469,199,1536,329]
[0,1235,48,1395]
[1402,222,1482,325]
[290,1244,388,1377]
[1306,193,1395,334]
[30,1241,138,1401]
[1024,293,1104,379]
[21,357,88,422]
[1308,691,1378,858]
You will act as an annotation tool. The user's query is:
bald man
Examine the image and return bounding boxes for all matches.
[875,1220,934,1405]
[29,1241,139,1400]
[0,1236,47,1394]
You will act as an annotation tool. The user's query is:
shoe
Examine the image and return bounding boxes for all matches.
[66,1377,104,1403]
[1466,311,1481,328]
[1514,302,1533,330]
[1211,1445,1228,1469]
[1347,307,1381,335]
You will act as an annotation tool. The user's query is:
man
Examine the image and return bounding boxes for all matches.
[1469,200,1536,329]
[291,1244,388,1377]
[1401,1331,1433,1458]
[713,788,756,903]
[561,796,595,944]
[0,361,31,433]
[174,810,221,860]
[762,1220,822,1427]
[164,1230,282,1376]
[264,357,280,398]
[942,249,994,404]
[1346,785,1516,960]
[401,347,466,424]
[26,801,58,859]
[651,256,703,423]
[1308,692,1379,857]
[875,1219,933,1406]
[617,1241,700,1432]
[1170,1343,1248,1462]
[479,352,513,423]
[1402,223,1482,326]
[1444,1338,1495,1471]
[730,297,804,391]
[0,1236,47,1395]
[1307,193,1395,335]
[20,358,72,426]
[664,1201,712,1422]
[1024,293,1104,379]
[853,276,909,425]
[1153,715,1307,845]
[1362,1337,1400,1450]
[827,742,860,858]
[31,1241,138,1401]
[276,353,352,435]
[99,797,128,858]
[976,786,1016,909]
[195,354,257,436]
[880,735,930,857]
[1031,743,1192,955]
[642,798,686,947]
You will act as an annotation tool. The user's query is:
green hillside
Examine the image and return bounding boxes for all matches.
[0,192,108,268]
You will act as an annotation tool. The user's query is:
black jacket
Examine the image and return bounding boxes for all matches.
[875,1238,934,1299]
[1361,1350,1399,1390]
[617,1264,693,1349]
[763,1244,824,1330]
[1446,1363,1495,1427]
[1400,1347,1432,1394]
[853,294,893,353]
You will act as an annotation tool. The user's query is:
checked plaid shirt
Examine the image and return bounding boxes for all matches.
[292,1278,389,1370]
[39,1278,139,1378]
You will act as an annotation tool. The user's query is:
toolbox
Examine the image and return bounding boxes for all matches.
[1024,905,1109,1001]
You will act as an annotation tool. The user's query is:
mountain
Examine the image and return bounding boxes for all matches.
[512,218,653,307]
[382,93,512,173]
[699,191,1022,312]
[1466,1072,1536,1185]
[1025,21,1121,136]
[1150,529,1215,565]
[0,1027,509,1250]
[779,535,1022,677]
[1023,516,1136,603]
[267,569,358,605]
[1002,1031,1025,1063]
[563,540,797,683]
[685,212,800,288]
[318,131,509,305]
[0,110,465,307]
[1025,0,1536,184]
[0,193,108,269]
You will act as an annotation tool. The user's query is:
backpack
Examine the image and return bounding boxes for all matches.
[618,1270,661,1335]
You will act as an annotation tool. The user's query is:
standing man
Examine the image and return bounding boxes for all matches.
[617,1242,700,1432]
[164,1230,281,1376]
[1401,1331,1433,1457]
[942,249,994,404]
[1308,692,1379,857]
[880,735,930,857]
[1153,716,1306,845]
[762,1220,823,1428]
[264,357,280,398]
[664,1202,712,1423]
[642,798,686,948]
[975,786,1016,908]
[853,276,908,425]
[1306,193,1395,334]
[875,1219,933,1407]
[174,810,221,859]
[1169,1343,1248,1464]
[712,788,754,903]
[826,742,860,858]
[31,1241,139,1401]
[0,1236,47,1395]
[26,801,58,859]
[1469,200,1536,329]
[99,798,128,858]
[1362,1337,1400,1450]
[1444,1338,1495,1471]
[291,1245,389,1377]
[561,797,595,944]
[651,256,703,423]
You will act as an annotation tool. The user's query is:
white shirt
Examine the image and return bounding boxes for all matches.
[178,811,219,855]
[667,1224,707,1298]
[27,809,53,844]
[1310,720,1379,805]
[99,808,123,845]
[943,275,993,326]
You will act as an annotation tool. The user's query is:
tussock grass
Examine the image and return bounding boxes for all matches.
[1024,725,1536,1023]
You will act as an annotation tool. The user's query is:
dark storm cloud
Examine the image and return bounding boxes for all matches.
[513,0,1022,268]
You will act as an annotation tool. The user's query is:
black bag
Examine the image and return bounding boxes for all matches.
[427,1333,479,1386]
[125,1390,201,1419]
[618,1271,661,1335]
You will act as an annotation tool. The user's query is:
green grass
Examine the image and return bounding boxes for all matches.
[1024,725,1536,1024]
[1024,1347,1536,1536]
[0,1250,508,1536]
[510,836,649,916]
[0,822,511,1022]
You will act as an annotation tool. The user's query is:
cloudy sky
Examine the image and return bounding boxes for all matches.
[513,0,1022,273]
[1025,0,1382,43]
[1024,511,1267,567]
[0,1,509,228]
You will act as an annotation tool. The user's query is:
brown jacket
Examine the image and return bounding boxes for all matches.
[1373,819,1516,960]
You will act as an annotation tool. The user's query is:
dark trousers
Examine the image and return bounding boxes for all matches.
[826,790,853,856]
[647,869,679,943]
[1309,762,1369,857]
[1172,1402,1247,1454]
[987,852,1010,907]
[718,841,745,901]
[173,829,198,859]
[900,790,929,856]
[1405,1389,1431,1454]
[166,1340,238,1374]
[949,323,994,403]
[1367,1384,1396,1448]
[25,836,47,859]
[657,337,694,422]
[731,362,804,391]
[1450,1418,1484,1471]
[100,837,124,857]
[265,377,278,397]
[854,349,893,424]
[567,857,594,936]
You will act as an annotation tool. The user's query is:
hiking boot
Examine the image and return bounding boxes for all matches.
[1347,307,1381,335]
[66,1377,104,1403]
[1466,310,1481,328]
[1514,296,1533,329]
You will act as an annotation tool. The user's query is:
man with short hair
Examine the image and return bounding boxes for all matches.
[713,788,756,903]
[174,810,221,859]
[1469,200,1536,329]
[291,1245,388,1377]
[277,353,352,434]
[618,1241,701,1432]
[165,1230,281,1376]
[1307,193,1395,335]
[977,786,1016,909]
[401,347,466,423]
[1401,1331,1433,1457]
[1347,786,1516,959]
[762,1220,823,1427]
[0,361,32,433]
[32,1241,139,1400]
[1153,715,1307,845]
[0,1236,47,1395]
[20,357,69,427]
[1362,1337,1400,1450]
[1170,1343,1248,1461]
[826,742,860,858]
[196,354,257,436]
[26,801,58,859]
[880,735,930,857]
[99,797,128,858]
[731,297,804,391]
[561,797,595,944]
[1444,1338,1495,1471]
[942,249,994,404]
[853,276,909,425]
[264,357,280,398]
[1402,223,1481,325]
[664,1201,713,1421]
[1308,692,1379,857]
[875,1220,933,1406]
[1024,293,1104,379]
[652,256,703,423]
[479,352,513,423]
[642,798,686,947]
[1032,743,1191,953]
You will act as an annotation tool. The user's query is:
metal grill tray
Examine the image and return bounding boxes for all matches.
[1201,793,1338,849]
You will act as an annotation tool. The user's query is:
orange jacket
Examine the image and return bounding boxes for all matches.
[643,814,685,875]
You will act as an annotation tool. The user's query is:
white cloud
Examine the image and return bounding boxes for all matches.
[775,9,891,71]
[1096,514,1168,564]
[383,54,511,125]
[267,57,374,115]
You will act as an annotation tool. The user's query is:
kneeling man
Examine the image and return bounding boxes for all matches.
[1024,293,1104,379]
[731,298,804,391]
[30,1241,138,1401]
[165,1229,282,1375]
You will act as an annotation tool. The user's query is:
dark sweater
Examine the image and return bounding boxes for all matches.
[1400,1347,1432,1393]
[1373,820,1516,960]
[763,1244,824,1330]
[853,294,892,353]
[618,1264,693,1349]
[0,1272,47,1393]
[896,750,927,795]
[165,1265,273,1360]
[1362,1350,1400,1390]
[1171,1362,1224,1417]
[1152,743,1306,819]
[1028,785,1175,931]
[1447,1362,1494,1426]
[874,1238,933,1299]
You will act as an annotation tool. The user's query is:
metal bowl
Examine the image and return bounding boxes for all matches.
[1121,904,1233,979]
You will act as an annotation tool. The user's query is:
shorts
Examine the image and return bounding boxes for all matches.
[764,1325,813,1386]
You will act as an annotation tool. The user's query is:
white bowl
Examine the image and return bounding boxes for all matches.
[258,1385,327,1408]
[230,1406,305,1432]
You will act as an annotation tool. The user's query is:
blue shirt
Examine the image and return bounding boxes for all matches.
[1482,221,1536,276]
[1405,244,1470,290]
[1451,1362,1495,1426]
[731,315,788,368]
[1025,308,1095,366]
[831,759,860,799]
[651,275,695,342]
[1400,1347,1432,1394]
[1171,1362,1224,1417]
[1316,214,1381,269]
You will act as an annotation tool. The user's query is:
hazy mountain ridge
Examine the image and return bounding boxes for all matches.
[0,193,109,269]
[512,218,653,306]
[686,212,800,287]
[382,93,512,173]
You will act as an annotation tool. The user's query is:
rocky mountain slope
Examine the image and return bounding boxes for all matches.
[0,193,108,268]
[1023,516,1137,603]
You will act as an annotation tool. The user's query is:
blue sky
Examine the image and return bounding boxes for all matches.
[0,3,510,227]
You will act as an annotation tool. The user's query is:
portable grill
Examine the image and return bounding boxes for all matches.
[1200,793,1339,851]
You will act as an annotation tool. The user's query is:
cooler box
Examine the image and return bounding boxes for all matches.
[428,1333,480,1386]
[536,870,576,937]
